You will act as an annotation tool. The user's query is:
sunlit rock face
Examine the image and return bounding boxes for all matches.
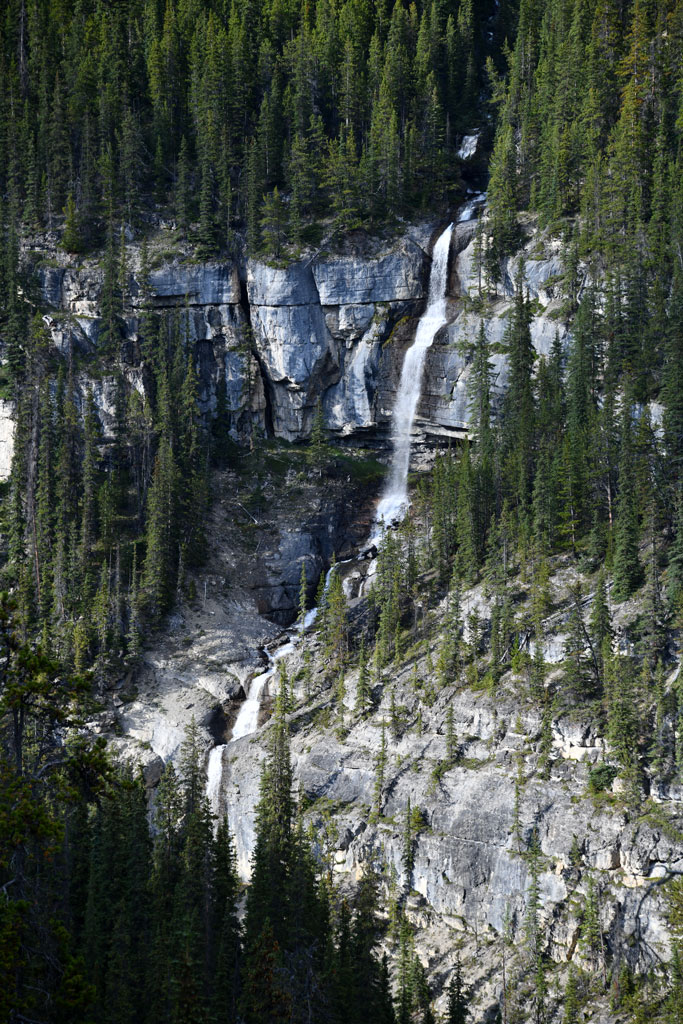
[0,399,14,481]
[27,211,573,459]
[246,238,429,440]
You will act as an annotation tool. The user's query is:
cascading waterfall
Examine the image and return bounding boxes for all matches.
[206,638,296,819]
[374,223,453,531]
[207,223,455,821]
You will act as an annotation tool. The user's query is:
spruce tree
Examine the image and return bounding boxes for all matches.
[446,957,468,1024]
[667,493,683,611]
[297,561,308,627]
[356,638,371,715]
[455,442,477,585]
[307,399,329,473]
[142,438,179,620]
[612,399,643,601]
[372,719,388,820]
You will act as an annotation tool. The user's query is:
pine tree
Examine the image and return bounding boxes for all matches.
[176,137,192,236]
[244,693,295,950]
[99,223,123,354]
[372,719,388,820]
[297,561,308,628]
[445,705,458,766]
[612,399,643,601]
[503,265,536,510]
[179,715,207,816]
[668,493,683,611]
[401,797,415,888]
[579,873,604,980]
[307,399,329,473]
[142,438,178,620]
[212,818,241,1023]
[590,568,612,681]
[446,956,468,1024]
[563,967,581,1024]
[563,585,594,700]
[455,442,477,585]
[62,194,85,253]
[356,638,371,715]
[524,836,548,1024]
[606,654,641,802]
[259,187,287,257]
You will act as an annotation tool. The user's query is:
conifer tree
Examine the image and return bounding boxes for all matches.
[260,187,287,257]
[142,438,178,619]
[590,568,612,681]
[356,638,371,715]
[307,399,329,473]
[62,194,85,253]
[606,654,641,801]
[667,494,683,611]
[176,137,192,236]
[244,690,295,950]
[503,265,536,510]
[445,705,458,767]
[401,797,415,887]
[372,719,388,819]
[563,968,581,1024]
[612,399,643,601]
[524,836,548,1024]
[99,223,123,354]
[455,442,477,585]
[297,561,308,628]
[447,957,468,1024]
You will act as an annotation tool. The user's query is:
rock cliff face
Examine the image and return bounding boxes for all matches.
[30,229,437,451]
[21,212,571,474]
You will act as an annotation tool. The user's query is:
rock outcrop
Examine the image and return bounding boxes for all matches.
[208,611,677,1016]
[0,399,14,481]
[246,237,430,439]
[12,211,680,1018]
[22,209,574,464]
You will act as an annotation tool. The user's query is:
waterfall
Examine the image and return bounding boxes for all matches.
[230,639,296,740]
[374,223,454,529]
[206,222,455,818]
[206,744,225,819]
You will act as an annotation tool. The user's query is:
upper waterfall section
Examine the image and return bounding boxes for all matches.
[375,223,454,527]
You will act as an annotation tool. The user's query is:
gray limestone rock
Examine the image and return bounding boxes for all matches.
[0,399,14,481]
[247,260,319,306]
[146,261,241,306]
[312,240,426,305]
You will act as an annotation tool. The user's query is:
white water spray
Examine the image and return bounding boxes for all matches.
[374,223,453,531]
[206,744,225,819]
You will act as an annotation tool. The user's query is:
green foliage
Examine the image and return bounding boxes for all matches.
[307,399,330,473]
[0,0,505,266]
[62,194,85,254]
[587,763,618,795]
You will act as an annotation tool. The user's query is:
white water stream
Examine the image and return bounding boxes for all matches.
[207,222,457,820]
[206,566,338,819]
[458,192,486,223]
[373,222,454,534]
